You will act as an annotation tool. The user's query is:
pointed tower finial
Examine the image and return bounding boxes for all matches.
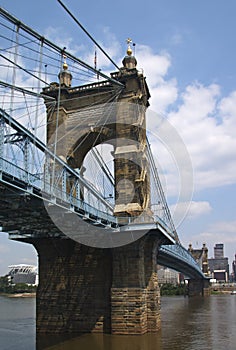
[58,53,72,87]
[62,54,68,70]
[126,38,133,56]
[122,37,137,69]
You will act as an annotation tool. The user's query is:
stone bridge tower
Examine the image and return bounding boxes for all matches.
[44,42,151,220]
[188,243,210,296]
[188,243,209,276]
[32,44,163,336]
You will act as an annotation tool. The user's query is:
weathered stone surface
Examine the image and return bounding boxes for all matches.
[111,237,161,334]
[43,57,151,218]
[188,278,211,297]
[33,238,112,333]
[188,243,211,296]
[33,235,162,334]
[33,54,161,335]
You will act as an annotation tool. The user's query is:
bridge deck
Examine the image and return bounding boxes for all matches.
[0,175,206,279]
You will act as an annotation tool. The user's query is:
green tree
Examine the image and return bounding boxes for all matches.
[160,283,187,296]
[0,276,10,292]
[0,276,37,294]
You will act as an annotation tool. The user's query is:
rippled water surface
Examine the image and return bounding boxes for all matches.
[0,295,236,350]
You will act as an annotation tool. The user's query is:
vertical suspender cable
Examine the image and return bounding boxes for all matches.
[34,38,44,138]
[10,24,19,117]
[7,24,19,163]
[51,52,63,193]
[32,38,44,174]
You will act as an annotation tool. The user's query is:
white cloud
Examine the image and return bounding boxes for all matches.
[218,91,236,136]
[149,79,178,113]
[189,200,212,217]
[44,26,85,56]
[84,28,122,70]
[154,82,236,192]
[205,221,236,236]
[136,45,172,87]
[171,200,212,221]
[169,200,212,230]
[100,27,122,61]
[219,91,236,117]
[136,48,234,199]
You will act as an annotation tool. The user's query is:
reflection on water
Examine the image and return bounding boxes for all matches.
[37,333,162,350]
[37,296,236,350]
[161,295,236,350]
[1,295,236,350]
[0,296,35,350]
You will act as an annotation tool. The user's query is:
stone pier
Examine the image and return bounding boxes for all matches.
[111,236,160,334]
[188,243,211,296]
[188,278,211,297]
[32,235,161,334]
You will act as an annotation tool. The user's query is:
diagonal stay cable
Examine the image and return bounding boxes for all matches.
[0,80,55,101]
[0,7,123,87]
[0,53,48,86]
[0,107,113,211]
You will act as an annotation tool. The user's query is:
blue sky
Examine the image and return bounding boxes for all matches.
[0,0,236,275]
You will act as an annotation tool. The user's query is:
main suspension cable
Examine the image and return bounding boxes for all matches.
[57,0,120,71]
[0,7,123,87]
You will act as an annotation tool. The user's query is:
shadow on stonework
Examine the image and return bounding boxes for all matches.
[36,332,163,350]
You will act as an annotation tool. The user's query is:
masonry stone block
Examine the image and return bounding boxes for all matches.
[32,234,162,334]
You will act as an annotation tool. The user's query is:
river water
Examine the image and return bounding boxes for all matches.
[0,295,235,350]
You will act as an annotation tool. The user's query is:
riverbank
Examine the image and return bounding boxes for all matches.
[211,283,236,294]
[211,290,236,295]
[0,292,36,298]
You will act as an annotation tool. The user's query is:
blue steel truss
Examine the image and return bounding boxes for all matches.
[158,244,205,278]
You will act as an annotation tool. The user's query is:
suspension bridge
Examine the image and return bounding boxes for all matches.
[0,5,210,335]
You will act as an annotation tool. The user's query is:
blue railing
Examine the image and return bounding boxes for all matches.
[0,155,178,237]
[0,160,117,226]
[0,157,42,188]
[159,244,204,276]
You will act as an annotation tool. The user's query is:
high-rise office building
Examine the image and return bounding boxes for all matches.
[233,254,236,282]
[208,243,229,282]
[214,243,224,259]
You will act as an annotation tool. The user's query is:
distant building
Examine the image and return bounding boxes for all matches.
[212,270,227,282]
[188,243,209,275]
[214,243,224,259]
[208,243,229,282]
[157,266,180,285]
[232,254,236,282]
[8,264,38,285]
